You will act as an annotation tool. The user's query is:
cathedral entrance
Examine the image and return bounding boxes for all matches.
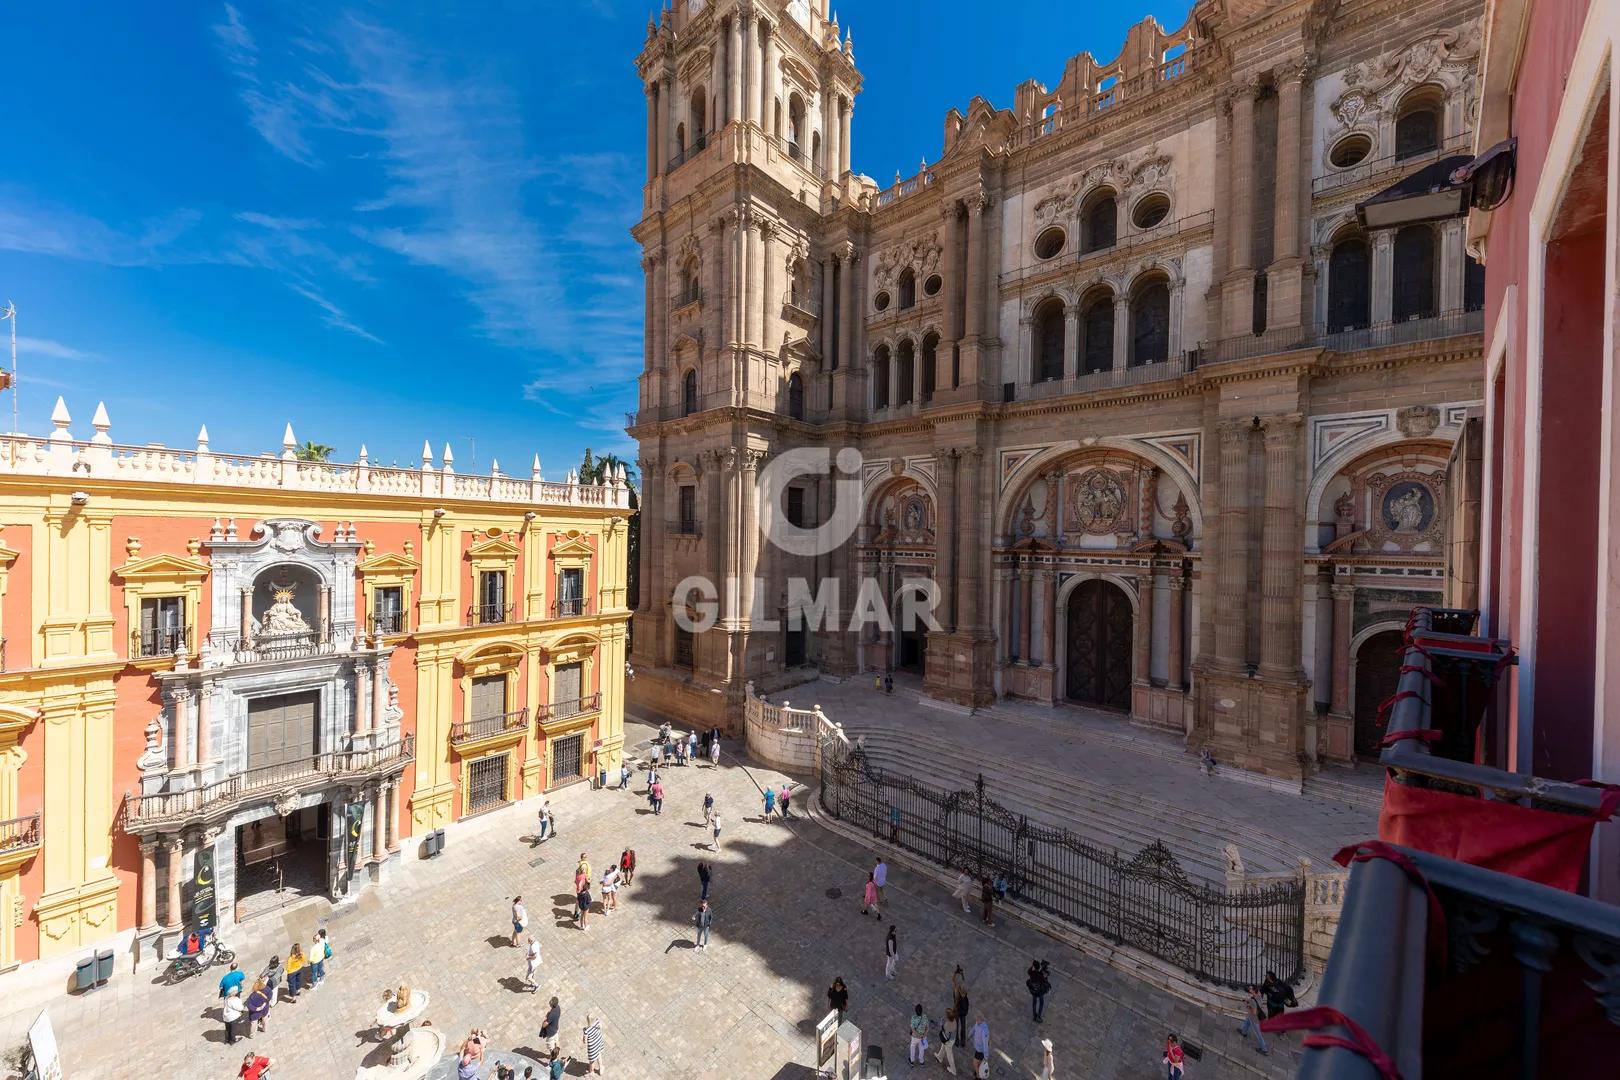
[1064,579,1133,710]
[898,625,926,672]
[1353,629,1405,758]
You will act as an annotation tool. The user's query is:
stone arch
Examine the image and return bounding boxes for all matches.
[996,439,1204,544]
[862,470,939,530]
[1306,434,1454,552]
[1053,572,1140,709]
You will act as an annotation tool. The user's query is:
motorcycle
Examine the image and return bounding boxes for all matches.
[165,934,234,983]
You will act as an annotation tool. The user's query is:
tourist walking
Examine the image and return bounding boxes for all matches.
[970,1015,990,1061]
[619,848,636,886]
[779,783,792,819]
[1164,1033,1186,1079]
[1237,984,1270,1054]
[1027,959,1051,1022]
[979,878,996,927]
[650,779,665,816]
[651,740,663,768]
[697,860,712,901]
[511,896,529,946]
[884,925,899,979]
[873,857,888,903]
[1262,970,1297,1023]
[619,761,631,790]
[1040,1037,1055,1079]
[219,960,246,1001]
[315,928,333,979]
[951,869,974,914]
[284,944,306,1000]
[935,1009,958,1075]
[827,977,849,1023]
[308,929,328,986]
[709,733,721,766]
[702,791,715,824]
[245,979,271,1034]
[694,899,713,949]
[540,997,562,1054]
[909,1003,930,1066]
[710,809,723,851]
[600,865,622,913]
[238,1053,272,1080]
[862,872,881,918]
[222,986,246,1044]
[687,730,698,764]
[582,1014,604,1074]
[537,802,553,843]
[951,967,970,1047]
[576,882,594,930]
[524,934,542,990]
[646,763,658,792]
[763,786,776,819]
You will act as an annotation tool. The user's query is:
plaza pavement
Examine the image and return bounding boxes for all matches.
[0,715,1301,1079]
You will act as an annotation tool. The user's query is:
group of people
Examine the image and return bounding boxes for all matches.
[648,722,722,770]
[948,867,1013,928]
[216,928,335,1049]
[1235,971,1299,1056]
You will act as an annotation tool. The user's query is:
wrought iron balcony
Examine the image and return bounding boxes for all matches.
[0,812,40,858]
[123,736,415,831]
[666,518,702,537]
[468,602,514,626]
[134,626,190,659]
[666,132,708,172]
[449,708,529,747]
[373,610,407,636]
[553,597,588,618]
[782,290,823,318]
[536,693,601,723]
[673,286,703,308]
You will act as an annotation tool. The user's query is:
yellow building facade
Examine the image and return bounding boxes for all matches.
[0,405,630,978]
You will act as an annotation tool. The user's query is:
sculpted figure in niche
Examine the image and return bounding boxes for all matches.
[1389,488,1426,532]
[261,580,313,636]
[1073,468,1127,533]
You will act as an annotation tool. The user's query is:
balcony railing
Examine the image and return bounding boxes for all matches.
[468,602,514,626]
[553,597,588,618]
[1198,307,1484,365]
[449,708,529,746]
[666,518,701,537]
[777,136,826,179]
[0,812,40,855]
[1311,129,1475,196]
[673,286,703,308]
[205,624,353,664]
[124,736,415,829]
[1014,353,1192,402]
[536,693,601,723]
[134,626,190,659]
[783,290,823,317]
[373,610,406,636]
[666,132,708,172]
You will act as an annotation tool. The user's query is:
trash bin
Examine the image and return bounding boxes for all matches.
[862,1043,885,1078]
[94,948,114,985]
[421,832,438,858]
[432,828,446,856]
[597,768,607,789]
[73,955,96,991]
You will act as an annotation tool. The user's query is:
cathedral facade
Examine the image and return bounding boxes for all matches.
[629,0,1485,781]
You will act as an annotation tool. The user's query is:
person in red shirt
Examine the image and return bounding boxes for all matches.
[239,1054,272,1080]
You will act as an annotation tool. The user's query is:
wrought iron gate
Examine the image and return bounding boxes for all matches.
[819,745,1304,989]
[550,734,584,785]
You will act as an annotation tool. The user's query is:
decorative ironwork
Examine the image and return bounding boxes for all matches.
[0,812,40,854]
[449,707,529,746]
[819,746,1304,989]
[536,694,601,723]
[135,626,190,658]
[468,602,514,625]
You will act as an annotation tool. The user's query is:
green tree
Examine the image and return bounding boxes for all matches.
[295,441,335,462]
[578,450,640,611]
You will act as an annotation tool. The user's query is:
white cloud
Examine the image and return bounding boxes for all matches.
[285,281,383,344]
[16,337,100,362]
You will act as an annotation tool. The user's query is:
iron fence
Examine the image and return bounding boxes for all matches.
[819,746,1304,988]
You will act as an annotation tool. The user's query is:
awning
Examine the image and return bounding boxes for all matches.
[1357,154,1474,229]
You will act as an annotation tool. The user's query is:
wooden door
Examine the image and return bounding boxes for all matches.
[1064,579,1133,709]
[247,691,320,770]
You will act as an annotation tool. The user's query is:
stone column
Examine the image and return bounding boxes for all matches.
[1018,571,1033,662]
[372,783,386,864]
[1271,66,1305,265]
[1440,218,1466,312]
[821,255,838,366]
[1371,230,1394,325]
[958,449,985,631]
[651,253,667,372]
[1214,420,1253,665]
[964,195,988,341]
[138,839,158,930]
[645,82,659,181]
[825,93,840,178]
[171,689,191,771]
[1063,306,1080,379]
[739,451,761,628]
[740,10,756,127]
[1167,280,1185,358]
[728,15,744,124]
[663,74,676,165]
[387,777,401,852]
[759,220,776,357]
[941,202,962,348]
[707,217,726,355]
[238,588,251,643]
[1312,246,1331,328]
[1166,574,1186,690]
[1134,569,1156,685]
[1259,415,1305,677]
[840,100,852,176]
[727,211,744,347]
[707,452,727,620]
[1041,568,1058,666]
[641,256,657,374]
[760,23,776,134]
[745,217,763,349]
[997,570,1014,661]
[164,836,183,930]
[353,661,370,736]
[195,684,212,766]
[319,586,331,642]
[1330,582,1355,715]
[838,244,859,372]
[1112,295,1130,371]
[1229,86,1256,273]
[373,660,388,730]
[937,452,959,630]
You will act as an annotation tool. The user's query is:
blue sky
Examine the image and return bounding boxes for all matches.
[0,1,1189,476]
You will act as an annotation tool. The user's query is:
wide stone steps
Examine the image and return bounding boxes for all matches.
[844,726,1311,882]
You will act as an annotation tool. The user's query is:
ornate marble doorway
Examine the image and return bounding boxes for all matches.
[1065,579,1133,709]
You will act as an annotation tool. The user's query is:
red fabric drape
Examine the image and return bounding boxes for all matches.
[1378,776,1620,892]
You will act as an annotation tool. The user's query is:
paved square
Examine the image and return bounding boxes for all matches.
[0,717,1301,1078]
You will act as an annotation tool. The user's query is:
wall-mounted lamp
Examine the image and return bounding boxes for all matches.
[523,511,537,521]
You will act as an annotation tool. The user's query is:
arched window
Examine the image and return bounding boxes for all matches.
[787,92,806,157]
[1327,235,1371,331]
[1081,290,1114,374]
[1392,225,1437,322]
[689,88,707,142]
[675,123,686,160]
[1395,86,1442,160]
[1463,252,1486,313]
[812,131,822,172]
[1033,297,1066,382]
[1081,189,1117,253]
[896,339,915,405]
[786,371,804,420]
[872,345,891,410]
[678,258,700,305]
[1130,279,1170,366]
[898,268,916,309]
[920,332,938,400]
[682,369,698,416]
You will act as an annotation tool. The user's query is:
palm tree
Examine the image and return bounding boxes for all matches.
[295,441,335,462]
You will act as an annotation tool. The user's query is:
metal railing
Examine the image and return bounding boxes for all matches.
[666,132,708,172]
[783,290,823,317]
[536,693,602,723]
[468,602,514,626]
[553,597,588,618]
[373,610,406,636]
[124,736,415,827]
[673,286,703,308]
[1015,353,1192,401]
[1199,307,1484,365]
[1312,130,1475,196]
[449,708,529,746]
[778,137,826,179]
[666,518,702,537]
[134,626,190,659]
[820,747,1304,988]
[0,812,40,854]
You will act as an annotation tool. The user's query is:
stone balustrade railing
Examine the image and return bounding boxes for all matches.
[1225,847,1348,974]
[743,679,845,773]
[0,401,633,511]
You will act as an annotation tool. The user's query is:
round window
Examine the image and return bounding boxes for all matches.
[1330,133,1373,169]
[1131,194,1170,230]
[1033,227,1066,260]
[923,274,942,296]
[874,291,891,312]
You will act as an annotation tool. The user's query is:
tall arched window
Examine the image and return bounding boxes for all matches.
[1395,86,1442,160]
[678,258,700,305]
[682,369,698,416]
[898,268,916,310]
[689,88,707,144]
[1081,290,1114,374]
[1392,225,1437,322]
[787,93,805,157]
[786,371,804,420]
[1130,279,1170,366]
[812,131,822,172]
[896,339,915,405]
[920,332,938,400]
[1327,235,1371,331]
[674,123,687,160]
[1081,189,1118,253]
[872,345,891,410]
[1033,297,1066,382]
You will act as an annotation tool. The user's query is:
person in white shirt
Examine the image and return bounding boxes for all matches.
[600,866,622,914]
[873,858,889,903]
[222,986,246,1044]
[511,896,528,947]
[524,934,542,990]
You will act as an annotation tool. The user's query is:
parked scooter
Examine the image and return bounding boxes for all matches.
[165,933,234,983]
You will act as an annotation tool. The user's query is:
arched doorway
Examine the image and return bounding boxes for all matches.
[1353,628,1405,757]
[1064,579,1133,709]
